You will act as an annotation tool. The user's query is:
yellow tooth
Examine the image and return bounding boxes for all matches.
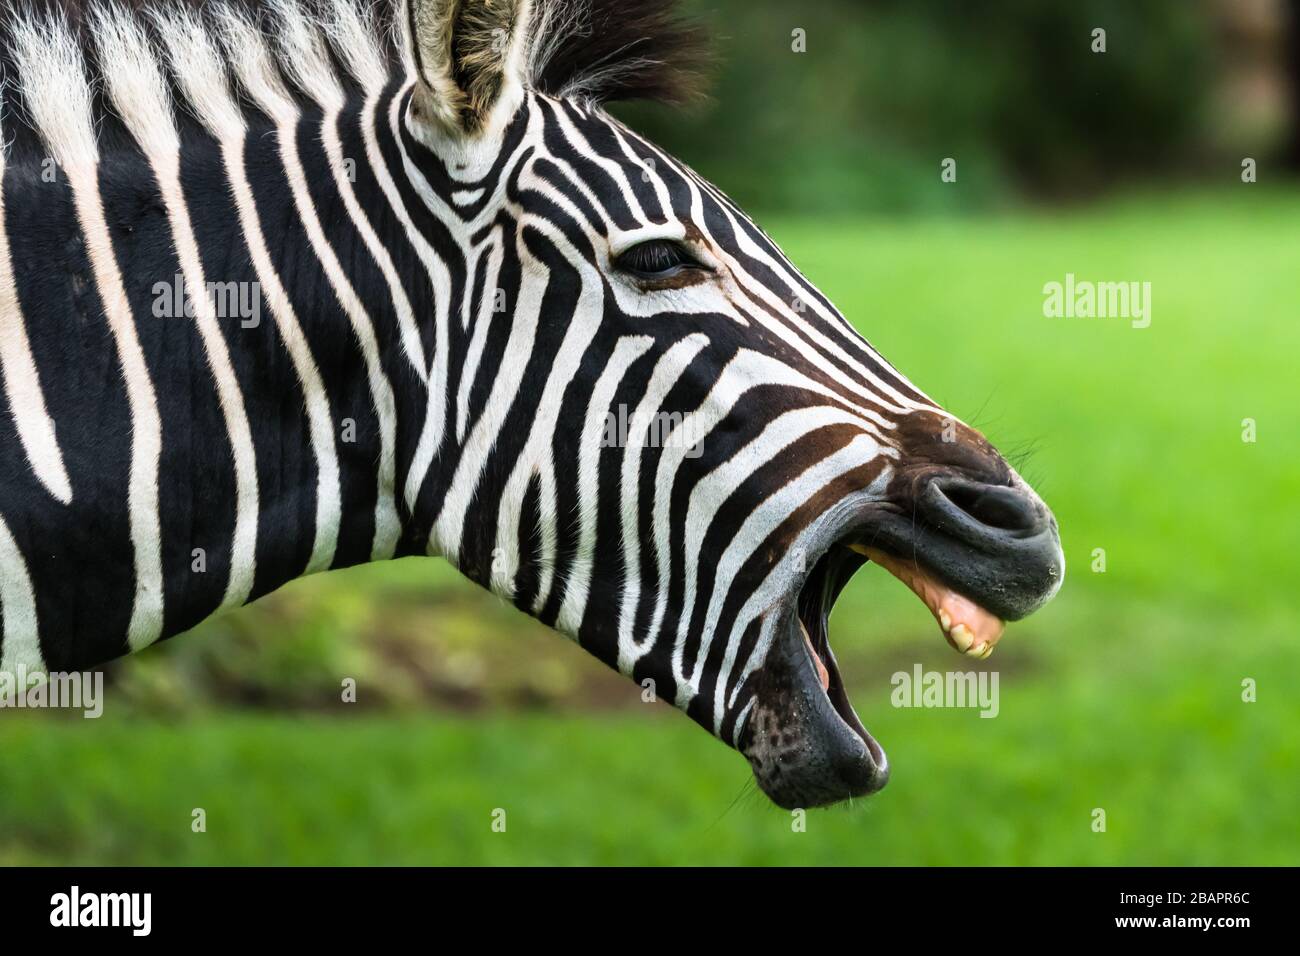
[939,609,952,634]
[973,642,995,660]
[949,623,974,653]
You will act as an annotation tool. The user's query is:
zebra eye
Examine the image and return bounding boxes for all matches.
[613,239,707,282]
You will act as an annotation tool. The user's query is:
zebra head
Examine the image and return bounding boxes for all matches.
[404,0,1065,808]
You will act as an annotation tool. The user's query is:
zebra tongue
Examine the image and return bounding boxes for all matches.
[852,546,1005,659]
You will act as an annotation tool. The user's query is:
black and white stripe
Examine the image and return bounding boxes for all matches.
[0,1,1059,797]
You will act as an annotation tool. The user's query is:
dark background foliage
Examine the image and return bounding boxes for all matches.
[617,0,1281,213]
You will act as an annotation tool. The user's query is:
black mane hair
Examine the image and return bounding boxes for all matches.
[530,0,712,105]
[0,0,714,106]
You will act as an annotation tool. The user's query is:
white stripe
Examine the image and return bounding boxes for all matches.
[550,104,652,224]
[389,87,457,511]
[530,460,559,612]
[555,334,653,636]
[730,696,757,748]
[432,268,547,564]
[609,122,675,221]
[12,14,165,650]
[490,223,604,605]
[0,92,73,506]
[0,514,43,673]
[320,0,390,95]
[358,84,430,380]
[615,334,710,673]
[456,229,503,441]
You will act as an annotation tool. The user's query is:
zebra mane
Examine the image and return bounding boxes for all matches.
[528,0,711,106]
[0,0,711,161]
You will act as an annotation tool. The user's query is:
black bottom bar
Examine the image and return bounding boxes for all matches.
[0,866,1276,940]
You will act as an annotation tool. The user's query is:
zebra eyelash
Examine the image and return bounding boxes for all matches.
[613,239,712,285]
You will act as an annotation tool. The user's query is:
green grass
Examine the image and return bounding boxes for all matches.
[2,187,1296,865]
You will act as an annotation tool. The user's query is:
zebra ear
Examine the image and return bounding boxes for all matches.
[408,0,532,136]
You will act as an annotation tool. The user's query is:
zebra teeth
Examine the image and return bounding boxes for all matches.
[949,623,975,653]
[853,545,1006,658]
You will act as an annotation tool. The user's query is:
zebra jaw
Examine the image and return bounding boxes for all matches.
[849,545,1006,660]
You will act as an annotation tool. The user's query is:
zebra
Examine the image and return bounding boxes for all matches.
[0,0,1064,808]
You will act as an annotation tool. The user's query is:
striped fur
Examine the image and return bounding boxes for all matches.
[0,0,1060,806]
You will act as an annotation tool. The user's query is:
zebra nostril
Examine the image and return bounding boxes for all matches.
[923,476,1049,544]
[943,482,1040,534]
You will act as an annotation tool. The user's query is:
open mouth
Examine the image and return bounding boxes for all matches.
[744,473,1063,809]
[791,535,1007,777]
[801,543,1005,697]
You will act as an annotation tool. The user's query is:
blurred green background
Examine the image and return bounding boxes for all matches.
[2,0,1298,865]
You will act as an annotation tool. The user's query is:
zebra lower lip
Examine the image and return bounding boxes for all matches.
[740,541,888,807]
[793,545,883,754]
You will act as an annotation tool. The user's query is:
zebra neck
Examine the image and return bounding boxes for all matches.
[162,98,437,617]
[0,93,438,670]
